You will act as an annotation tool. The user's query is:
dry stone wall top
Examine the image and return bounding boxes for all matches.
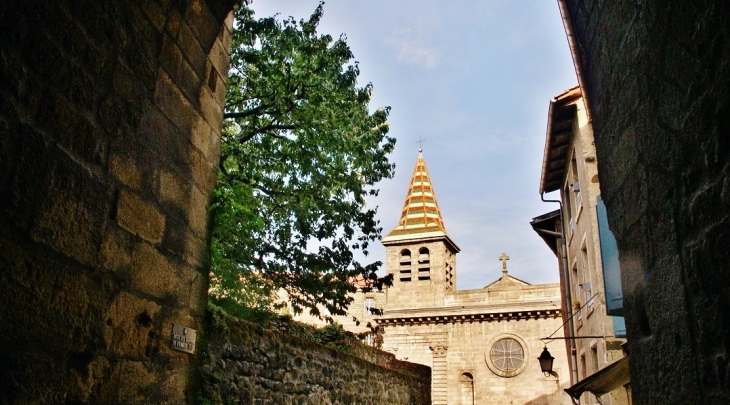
[200,308,431,405]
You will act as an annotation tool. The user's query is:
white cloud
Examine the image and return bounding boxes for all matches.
[386,37,438,69]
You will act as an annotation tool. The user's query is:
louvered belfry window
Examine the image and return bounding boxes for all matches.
[399,249,412,282]
[418,247,430,280]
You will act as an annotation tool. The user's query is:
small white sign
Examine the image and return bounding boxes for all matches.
[170,324,196,354]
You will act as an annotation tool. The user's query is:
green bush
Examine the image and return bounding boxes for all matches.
[208,299,367,356]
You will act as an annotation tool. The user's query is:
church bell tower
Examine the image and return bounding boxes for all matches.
[381,150,460,310]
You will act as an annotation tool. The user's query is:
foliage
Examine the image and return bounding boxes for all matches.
[210,1,395,319]
[210,295,275,326]
[269,315,363,354]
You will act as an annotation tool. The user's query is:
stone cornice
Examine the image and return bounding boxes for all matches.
[376,308,561,326]
[381,232,461,253]
[384,300,560,316]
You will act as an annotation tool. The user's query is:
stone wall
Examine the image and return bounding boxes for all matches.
[562,1,730,404]
[384,239,457,311]
[380,279,570,405]
[0,0,235,402]
[286,288,387,336]
[201,308,431,404]
[380,317,570,405]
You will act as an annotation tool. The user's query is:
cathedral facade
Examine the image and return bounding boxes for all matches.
[376,152,572,405]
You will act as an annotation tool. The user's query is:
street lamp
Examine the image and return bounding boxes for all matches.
[538,346,555,376]
[536,292,606,376]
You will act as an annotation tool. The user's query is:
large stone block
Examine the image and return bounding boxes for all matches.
[207,36,230,87]
[179,21,208,78]
[188,146,218,192]
[185,0,221,51]
[197,84,225,131]
[110,152,143,190]
[190,116,221,161]
[114,63,155,112]
[154,69,198,134]
[160,169,189,206]
[131,242,178,300]
[100,223,134,273]
[31,157,110,267]
[117,190,166,244]
[141,0,167,31]
[187,183,210,237]
[182,230,208,267]
[104,292,162,357]
[113,360,158,403]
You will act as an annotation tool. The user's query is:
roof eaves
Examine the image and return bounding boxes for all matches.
[539,86,581,194]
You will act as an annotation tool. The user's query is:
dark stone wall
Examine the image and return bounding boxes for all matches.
[0,0,235,402]
[563,1,730,404]
[201,309,432,405]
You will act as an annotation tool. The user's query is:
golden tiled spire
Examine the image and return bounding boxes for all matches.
[382,151,447,241]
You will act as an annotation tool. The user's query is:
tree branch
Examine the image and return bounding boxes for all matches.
[224,103,272,119]
[239,123,296,144]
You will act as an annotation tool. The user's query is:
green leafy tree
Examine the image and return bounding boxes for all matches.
[210,1,395,318]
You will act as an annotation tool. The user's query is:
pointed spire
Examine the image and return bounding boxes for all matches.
[382,151,448,242]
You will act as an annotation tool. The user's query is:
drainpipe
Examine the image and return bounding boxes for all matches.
[557,0,591,122]
[541,192,579,386]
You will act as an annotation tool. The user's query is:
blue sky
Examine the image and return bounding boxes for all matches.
[250,1,576,289]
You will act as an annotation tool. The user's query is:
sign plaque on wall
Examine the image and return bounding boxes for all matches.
[170,324,197,354]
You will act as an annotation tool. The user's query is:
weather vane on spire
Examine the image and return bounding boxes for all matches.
[416,136,426,153]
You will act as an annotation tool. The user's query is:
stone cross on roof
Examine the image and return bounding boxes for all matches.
[499,252,509,275]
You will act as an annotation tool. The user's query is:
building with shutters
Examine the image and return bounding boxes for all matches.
[532,86,630,405]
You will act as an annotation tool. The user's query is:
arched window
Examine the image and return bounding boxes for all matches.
[418,247,430,280]
[399,249,412,282]
[459,372,474,405]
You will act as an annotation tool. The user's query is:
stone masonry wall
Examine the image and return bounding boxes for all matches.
[289,288,387,336]
[0,0,235,402]
[201,308,432,405]
[385,240,456,311]
[562,1,730,404]
[381,317,570,405]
